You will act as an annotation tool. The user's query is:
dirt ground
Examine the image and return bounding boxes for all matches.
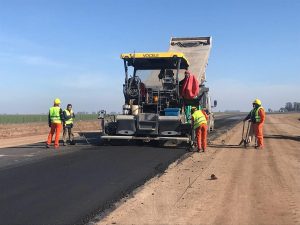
[0,120,100,148]
[94,113,300,225]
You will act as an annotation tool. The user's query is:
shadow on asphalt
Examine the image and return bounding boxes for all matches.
[7,132,98,149]
[264,134,300,142]
[209,144,243,149]
[8,143,47,149]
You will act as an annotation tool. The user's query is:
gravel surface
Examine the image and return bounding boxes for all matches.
[95,113,300,225]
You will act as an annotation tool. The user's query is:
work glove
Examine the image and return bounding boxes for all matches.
[48,123,51,128]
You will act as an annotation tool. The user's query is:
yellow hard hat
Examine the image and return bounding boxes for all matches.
[54,98,61,104]
[253,99,261,105]
[191,106,197,111]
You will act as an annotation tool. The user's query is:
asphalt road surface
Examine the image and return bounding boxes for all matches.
[0,113,245,225]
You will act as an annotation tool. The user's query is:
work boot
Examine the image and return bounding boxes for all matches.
[46,144,50,148]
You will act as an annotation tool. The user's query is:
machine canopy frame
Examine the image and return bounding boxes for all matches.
[121,52,189,70]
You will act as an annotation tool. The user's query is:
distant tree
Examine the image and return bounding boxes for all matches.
[294,102,300,111]
[285,102,293,111]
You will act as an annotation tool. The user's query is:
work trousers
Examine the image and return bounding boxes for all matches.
[195,124,207,151]
[47,123,62,148]
[63,125,74,143]
[253,123,264,147]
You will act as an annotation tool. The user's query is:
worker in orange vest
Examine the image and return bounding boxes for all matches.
[191,106,209,152]
[46,98,64,149]
[244,99,266,149]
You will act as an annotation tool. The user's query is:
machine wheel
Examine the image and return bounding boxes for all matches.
[105,122,117,135]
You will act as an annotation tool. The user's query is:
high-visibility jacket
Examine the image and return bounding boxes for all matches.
[49,106,62,124]
[250,106,265,123]
[64,109,74,125]
[192,110,207,129]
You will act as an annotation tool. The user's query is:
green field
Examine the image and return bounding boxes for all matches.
[0,114,99,124]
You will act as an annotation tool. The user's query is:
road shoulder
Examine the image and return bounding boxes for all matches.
[95,113,300,225]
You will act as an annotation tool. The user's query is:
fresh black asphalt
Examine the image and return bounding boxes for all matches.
[0,113,245,225]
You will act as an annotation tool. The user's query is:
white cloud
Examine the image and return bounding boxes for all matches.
[19,55,66,67]
[59,73,123,90]
[0,52,67,68]
[53,73,125,112]
[0,36,44,51]
[0,70,125,113]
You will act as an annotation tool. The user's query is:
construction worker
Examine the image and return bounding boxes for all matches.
[244,99,266,149]
[179,70,199,100]
[179,70,190,96]
[46,98,63,149]
[191,106,208,152]
[63,104,75,145]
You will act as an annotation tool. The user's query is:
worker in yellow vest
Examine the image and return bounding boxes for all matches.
[191,106,209,152]
[46,98,63,149]
[63,104,75,145]
[244,99,266,149]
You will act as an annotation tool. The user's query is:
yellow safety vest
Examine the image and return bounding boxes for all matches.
[49,106,62,124]
[251,106,264,123]
[192,110,207,129]
[64,109,74,125]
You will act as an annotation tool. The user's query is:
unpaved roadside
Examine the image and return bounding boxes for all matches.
[95,113,300,225]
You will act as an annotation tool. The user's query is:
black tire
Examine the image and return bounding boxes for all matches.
[105,122,117,135]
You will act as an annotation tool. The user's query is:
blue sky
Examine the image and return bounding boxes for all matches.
[0,0,299,113]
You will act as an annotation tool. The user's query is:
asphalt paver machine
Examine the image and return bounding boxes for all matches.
[101,52,191,146]
[100,37,216,146]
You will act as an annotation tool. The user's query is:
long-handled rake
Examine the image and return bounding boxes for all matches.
[239,120,251,148]
[238,121,246,146]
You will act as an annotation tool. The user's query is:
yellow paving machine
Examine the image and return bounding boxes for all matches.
[100,37,216,147]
